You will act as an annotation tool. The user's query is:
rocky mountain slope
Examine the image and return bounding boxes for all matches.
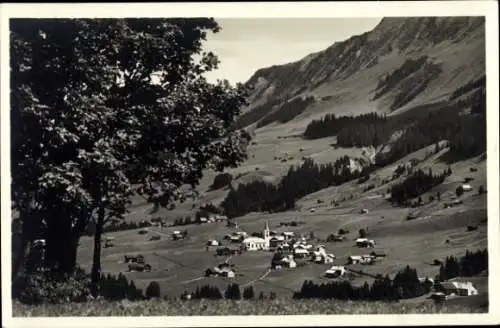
[237,17,485,133]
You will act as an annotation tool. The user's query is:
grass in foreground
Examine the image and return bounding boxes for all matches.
[13,298,487,317]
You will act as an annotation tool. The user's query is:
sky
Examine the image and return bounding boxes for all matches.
[202,18,383,85]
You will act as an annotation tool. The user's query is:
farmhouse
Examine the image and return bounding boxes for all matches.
[213,263,236,278]
[269,235,286,248]
[361,208,369,214]
[198,217,208,224]
[347,255,363,264]
[207,239,219,246]
[440,281,478,296]
[272,254,297,269]
[462,184,473,192]
[293,247,310,258]
[356,238,375,248]
[312,251,336,264]
[242,221,271,251]
[324,266,347,278]
[282,231,295,239]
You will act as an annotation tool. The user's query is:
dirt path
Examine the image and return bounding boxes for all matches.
[241,268,272,287]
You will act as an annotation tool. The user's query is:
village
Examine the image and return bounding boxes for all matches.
[80,173,485,304]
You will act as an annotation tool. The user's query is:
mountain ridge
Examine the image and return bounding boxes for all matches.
[238,17,485,132]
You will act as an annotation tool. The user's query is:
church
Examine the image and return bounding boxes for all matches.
[242,220,271,251]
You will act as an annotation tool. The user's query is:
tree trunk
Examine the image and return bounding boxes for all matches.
[90,204,105,297]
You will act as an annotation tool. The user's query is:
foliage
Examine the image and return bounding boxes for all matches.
[209,173,233,190]
[100,272,144,301]
[437,249,488,281]
[358,229,367,238]
[145,281,161,299]
[172,216,194,227]
[243,286,255,300]
[11,18,248,295]
[294,265,428,301]
[224,284,241,300]
[456,185,464,197]
[303,112,388,144]
[12,297,488,316]
[191,285,223,300]
[221,157,370,218]
[390,168,447,205]
[13,267,91,305]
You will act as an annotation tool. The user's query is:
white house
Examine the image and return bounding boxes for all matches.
[356,238,375,248]
[294,248,310,258]
[440,281,478,296]
[214,263,236,278]
[282,232,295,239]
[274,254,297,269]
[242,221,271,251]
[347,255,363,264]
[361,208,369,214]
[313,252,335,264]
[199,217,208,224]
[207,239,219,246]
[462,184,473,192]
[325,266,347,278]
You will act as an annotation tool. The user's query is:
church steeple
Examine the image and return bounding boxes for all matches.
[264,220,270,240]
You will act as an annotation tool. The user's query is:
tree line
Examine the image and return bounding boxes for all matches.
[221,157,370,218]
[303,112,388,142]
[293,265,432,301]
[301,83,485,167]
[438,249,488,281]
[390,168,449,206]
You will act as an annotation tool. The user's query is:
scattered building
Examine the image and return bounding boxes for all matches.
[272,254,297,269]
[361,209,369,214]
[462,184,473,192]
[355,238,375,248]
[440,280,478,296]
[324,266,347,278]
[242,221,271,251]
[207,239,219,246]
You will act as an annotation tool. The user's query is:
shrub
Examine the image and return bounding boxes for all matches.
[209,173,233,190]
[145,281,161,299]
[338,228,349,235]
[15,268,91,305]
[358,228,367,238]
[456,186,464,197]
[225,284,241,300]
[478,185,486,195]
[243,286,255,300]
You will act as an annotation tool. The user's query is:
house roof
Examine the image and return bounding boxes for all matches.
[243,237,267,243]
[325,266,345,274]
[441,281,475,290]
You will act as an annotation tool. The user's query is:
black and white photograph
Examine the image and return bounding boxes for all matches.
[1,1,499,327]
